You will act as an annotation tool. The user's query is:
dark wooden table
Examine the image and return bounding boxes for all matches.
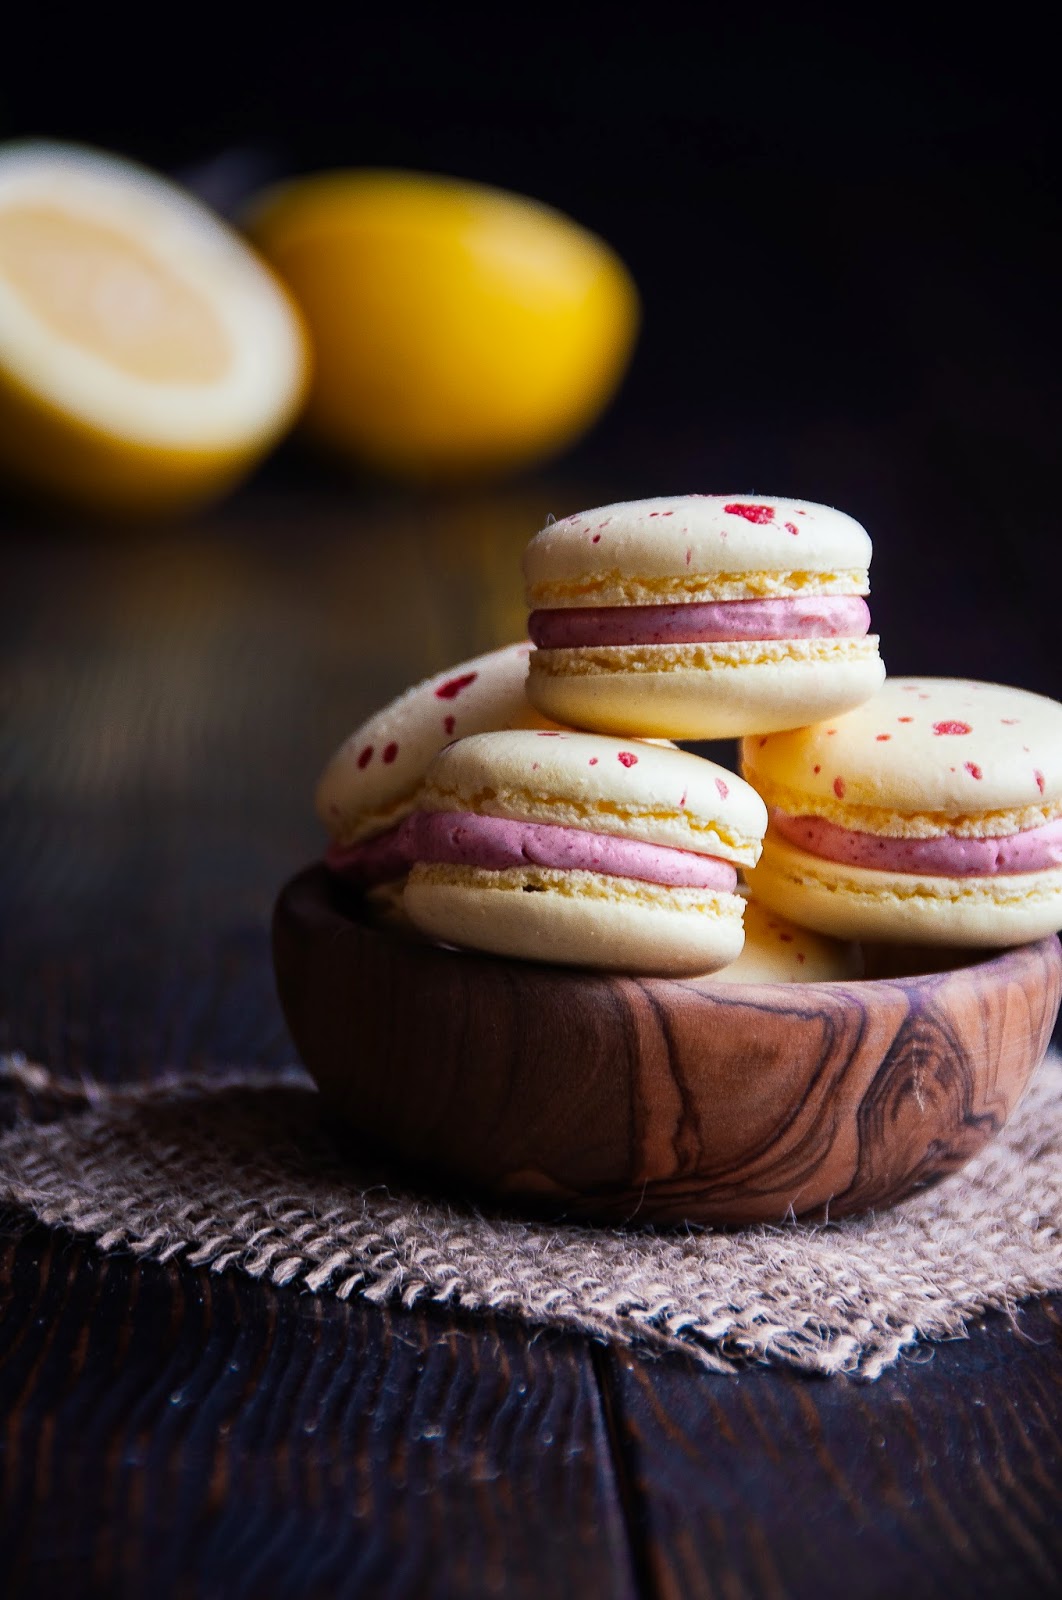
[1,479,1060,1598]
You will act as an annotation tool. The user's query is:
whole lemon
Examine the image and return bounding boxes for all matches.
[245,170,639,480]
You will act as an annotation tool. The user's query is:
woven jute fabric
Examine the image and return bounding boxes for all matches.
[2,1052,1061,1379]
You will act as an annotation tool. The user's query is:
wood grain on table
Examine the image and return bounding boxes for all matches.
[1,486,1060,1598]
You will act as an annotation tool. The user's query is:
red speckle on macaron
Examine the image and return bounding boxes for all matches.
[715,777,729,799]
[357,745,373,769]
[531,762,540,771]
[443,715,455,735]
[759,737,768,747]
[813,765,821,774]
[679,790,687,807]
[965,762,983,780]
[780,934,793,943]
[876,734,891,741]
[592,533,601,543]
[648,511,661,518]
[784,522,799,536]
[1001,718,1019,725]
[834,777,846,798]
[933,721,972,736]
[1035,770,1046,794]
[382,742,398,764]
[724,502,775,524]
[898,716,913,723]
[661,510,674,517]
[435,672,478,700]
[537,731,561,736]
[826,729,837,736]
[589,757,598,766]
[685,548,692,566]
[618,751,638,767]
[797,951,806,963]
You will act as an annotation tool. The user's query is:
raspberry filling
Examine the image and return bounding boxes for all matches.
[528,595,871,649]
[327,811,738,891]
[771,811,1062,876]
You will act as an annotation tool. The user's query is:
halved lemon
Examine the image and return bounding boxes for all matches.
[0,141,308,516]
[246,170,639,480]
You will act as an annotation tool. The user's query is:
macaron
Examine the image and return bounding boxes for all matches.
[742,677,1062,947]
[316,642,554,889]
[523,494,885,738]
[401,729,768,974]
[710,897,863,983]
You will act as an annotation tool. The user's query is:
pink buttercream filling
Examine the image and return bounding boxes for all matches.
[326,812,739,891]
[408,811,738,889]
[528,595,871,649]
[772,810,1062,876]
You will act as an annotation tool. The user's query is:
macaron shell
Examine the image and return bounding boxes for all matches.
[743,678,1062,826]
[316,642,555,843]
[710,896,862,983]
[419,728,768,863]
[527,640,885,740]
[404,862,745,975]
[747,834,1062,947]
[524,496,871,599]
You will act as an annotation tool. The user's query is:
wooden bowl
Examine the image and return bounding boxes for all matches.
[273,866,1062,1226]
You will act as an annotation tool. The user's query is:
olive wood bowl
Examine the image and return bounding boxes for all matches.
[273,865,1062,1226]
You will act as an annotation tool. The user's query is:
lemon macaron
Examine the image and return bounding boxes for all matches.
[743,678,1062,946]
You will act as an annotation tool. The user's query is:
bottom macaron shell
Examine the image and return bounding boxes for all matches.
[527,641,885,738]
[747,835,1062,947]
[404,863,745,976]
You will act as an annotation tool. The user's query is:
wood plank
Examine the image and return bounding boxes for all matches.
[602,1300,1062,1599]
[0,1216,639,1600]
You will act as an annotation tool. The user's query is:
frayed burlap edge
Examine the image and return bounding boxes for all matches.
[1,1052,1061,1379]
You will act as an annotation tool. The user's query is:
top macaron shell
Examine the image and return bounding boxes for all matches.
[742,678,1062,831]
[524,495,873,605]
[419,729,768,866]
[315,642,554,845]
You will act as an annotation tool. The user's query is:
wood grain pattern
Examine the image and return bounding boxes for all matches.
[274,866,1062,1225]
[0,1215,638,1600]
[603,1300,1062,1599]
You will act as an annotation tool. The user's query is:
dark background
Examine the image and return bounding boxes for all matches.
[1,12,1059,701]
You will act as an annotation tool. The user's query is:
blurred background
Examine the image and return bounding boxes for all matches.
[1,13,1059,1070]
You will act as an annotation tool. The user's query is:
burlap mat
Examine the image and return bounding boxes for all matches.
[2,1051,1061,1379]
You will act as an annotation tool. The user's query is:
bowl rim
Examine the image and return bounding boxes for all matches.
[276,863,1062,1014]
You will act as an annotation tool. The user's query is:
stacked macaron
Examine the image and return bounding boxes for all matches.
[743,679,1062,947]
[523,494,884,737]
[315,492,1062,973]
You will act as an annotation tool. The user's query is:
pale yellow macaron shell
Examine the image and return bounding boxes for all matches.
[417,727,768,864]
[742,677,1062,947]
[710,896,863,983]
[315,642,554,845]
[523,495,884,738]
[742,677,1062,835]
[403,729,765,975]
[523,494,872,605]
